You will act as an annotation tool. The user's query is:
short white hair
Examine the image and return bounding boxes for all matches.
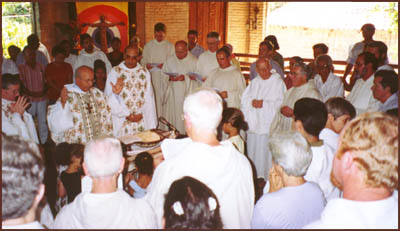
[269,131,312,177]
[183,88,223,134]
[84,137,123,178]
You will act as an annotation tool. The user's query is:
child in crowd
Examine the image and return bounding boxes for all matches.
[221,107,248,154]
[293,97,340,201]
[94,59,107,91]
[321,97,356,152]
[163,176,223,229]
[58,144,84,204]
[125,152,154,198]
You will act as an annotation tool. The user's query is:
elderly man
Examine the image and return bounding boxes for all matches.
[2,134,45,229]
[141,22,175,118]
[105,46,157,137]
[241,58,286,181]
[16,34,48,67]
[365,41,393,71]
[251,131,325,229]
[343,23,375,90]
[145,89,255,229]
[250,41,285,80]
[73,33,112,81]
[53,138,157,229]
[270,63,322,134]
[47,66,114,144]
[372,70,398,114]
[2,74,39,143]
[304,112,398,229]
[195,31,220,80]
[313,54,344,102]
[18,46,48,145]
[187,30,204,58]
[203,47,246,108]
[162,40,198,133]
[346,52,380,115]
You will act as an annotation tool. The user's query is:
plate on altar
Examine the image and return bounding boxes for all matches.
[118,129,166,148]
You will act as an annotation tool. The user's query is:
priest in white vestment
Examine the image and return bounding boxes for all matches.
[145,89,254,229]
[346,52,380,115]
[194,32,220,84]
[313,55,344,102]
[203,47,246,109]
[105,46,157,137]
[73,34,112,82]
[304,112,398,229]
[162,41,198,134]
[270,63,322,135]
[2,74,39,144]
[241,58,286,180]
[53,138,157,229]
[47,66,114,144]
[141,23,175,118]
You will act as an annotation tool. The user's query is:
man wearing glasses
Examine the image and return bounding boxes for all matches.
[105,46,157,137]
[313,54,344,102]
[270,62,322,134]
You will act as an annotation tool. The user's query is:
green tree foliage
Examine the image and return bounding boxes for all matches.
[2,2,33,58]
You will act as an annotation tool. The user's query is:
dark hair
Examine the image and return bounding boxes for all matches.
[291,56,304,64]
[259,41,273,51]
[366,41,388,60]
[206,31,220,40]
[134,152,154,176]
[188,30,199,37]
[294,98,327,137]
[164,176,223,229]
[8,45,20,53]
[2,74,20,89]
[69,144,84,165]
[80,33,92,45]
[358,51,378,71]
[313,43,329,54]
[264,35,279,50]
[222,107,248,131]
[154,22,166,32]
[175,40,188,47]
[325,97,356,120]
[375,70,399,94]
[216,46,231,58]
[27,34,39,45]
[54,142,73,166]
[51,45,66,57]
[111,37,121,44]
[94,59,106,72]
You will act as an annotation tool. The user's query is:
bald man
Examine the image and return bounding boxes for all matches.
[162,40,198,133]
[241,58,287,181]
[47,66,114,144]
[105,46,157,137]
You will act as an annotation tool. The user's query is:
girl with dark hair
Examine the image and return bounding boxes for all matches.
[221,107,248,154]
[93,59,107,91]
[163,176,223,229]
[125,152,154,198]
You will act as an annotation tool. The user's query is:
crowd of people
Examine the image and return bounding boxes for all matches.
[2,21,398,229]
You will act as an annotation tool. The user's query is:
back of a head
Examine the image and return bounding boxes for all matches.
[55,142,73,166]
[183,88,223,133]
[2,74,20,89]
[164,176,223,229]
[134,152,154,176]
[2,134,44,220]
[325,97,356,120]
[221,107,249,131]
[313,43,329,54]
[337,112,398,191]
[206,32,220,41]
[294,97,327,137]
[375,70,398,95]
[188,30,199,37]
[269,131,313,177]
[154,22,166,32]
[84,138,123,178]
[264,35,280,50]
[291,56,304,65]
[51,45,65,57]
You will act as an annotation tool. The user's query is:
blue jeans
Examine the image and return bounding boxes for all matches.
[27,99,48,144]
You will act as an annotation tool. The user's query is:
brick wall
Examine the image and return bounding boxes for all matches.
[144,2,189,45]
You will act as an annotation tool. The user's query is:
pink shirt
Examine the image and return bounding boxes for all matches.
[18,63,46,102]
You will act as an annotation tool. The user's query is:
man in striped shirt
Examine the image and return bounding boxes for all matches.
[18,46,48,145]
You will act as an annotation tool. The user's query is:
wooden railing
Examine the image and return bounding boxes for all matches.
[235,53,399,81]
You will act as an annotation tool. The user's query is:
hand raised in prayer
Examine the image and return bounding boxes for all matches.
[268,166,284,193]
[220,91,228,99]
[252,99,263,108]
[280,106,293,117]
[9,96,30,117]
[60,87,69,108]
[126,113,143,123]
[111,77,124,95]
